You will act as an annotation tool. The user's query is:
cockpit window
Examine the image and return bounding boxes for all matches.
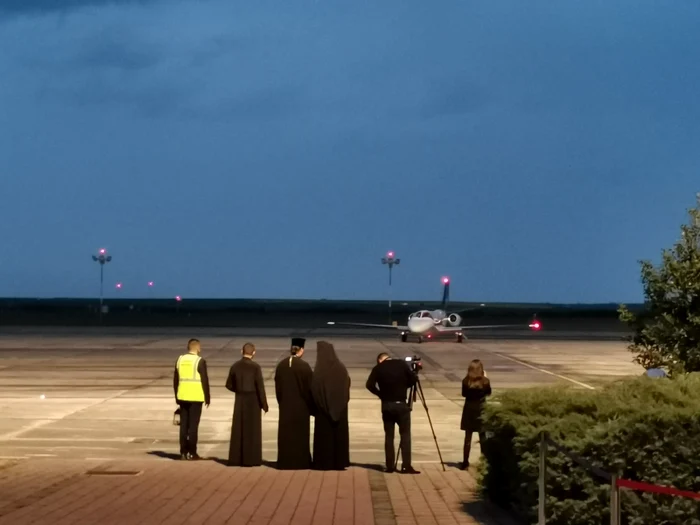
[420,311,432,318]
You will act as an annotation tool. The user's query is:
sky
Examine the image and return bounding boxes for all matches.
[0,0,699,303]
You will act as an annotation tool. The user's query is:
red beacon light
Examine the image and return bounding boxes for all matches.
[442,276,450,284]
[529,320,542,331]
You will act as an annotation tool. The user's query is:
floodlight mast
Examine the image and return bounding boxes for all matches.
[91,248,112,324]
[381,251,400,314]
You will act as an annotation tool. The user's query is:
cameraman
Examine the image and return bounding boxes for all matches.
[365,352,420,474]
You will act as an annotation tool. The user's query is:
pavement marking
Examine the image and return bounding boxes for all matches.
[0,388,131,440]
[3,437,134,442]
[479,346,596,390]
[0,419,56,441]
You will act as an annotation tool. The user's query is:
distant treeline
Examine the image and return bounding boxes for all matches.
[0,297,642,327]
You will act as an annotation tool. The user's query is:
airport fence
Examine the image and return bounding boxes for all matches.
[537,432,700,525]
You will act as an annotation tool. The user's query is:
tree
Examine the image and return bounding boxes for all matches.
[619,193,700,375]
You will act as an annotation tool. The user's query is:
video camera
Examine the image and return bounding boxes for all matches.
[404,355,423,373]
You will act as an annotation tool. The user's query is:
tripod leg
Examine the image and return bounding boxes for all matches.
[394,384,417,471]
[416,380,446,472]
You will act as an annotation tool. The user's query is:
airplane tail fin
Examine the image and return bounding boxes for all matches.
[441,278,450,311]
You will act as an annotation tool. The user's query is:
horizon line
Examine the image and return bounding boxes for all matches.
[0,296,643,307]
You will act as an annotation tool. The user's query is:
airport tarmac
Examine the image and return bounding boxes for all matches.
[0,327,642,464]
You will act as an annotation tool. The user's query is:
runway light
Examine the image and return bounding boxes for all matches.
[529,321,541,330]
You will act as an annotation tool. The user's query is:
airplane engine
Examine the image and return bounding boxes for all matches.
[447,313,462,326]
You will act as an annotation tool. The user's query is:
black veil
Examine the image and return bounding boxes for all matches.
[311,341,350,422]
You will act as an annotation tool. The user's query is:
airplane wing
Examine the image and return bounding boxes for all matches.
[435,323,535,332]
[326,321,409,330]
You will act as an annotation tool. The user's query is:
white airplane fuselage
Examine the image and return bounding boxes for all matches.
[326,278,541,343]
[403,309,464,341]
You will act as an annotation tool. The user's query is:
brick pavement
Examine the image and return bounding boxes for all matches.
[0,459,516,525]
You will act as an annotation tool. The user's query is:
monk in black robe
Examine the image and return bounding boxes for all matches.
[225,343,269,466]
[274,337,314,469]
[311,341,350,470]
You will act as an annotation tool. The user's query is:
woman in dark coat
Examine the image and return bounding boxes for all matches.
[461,359,491,469]
[311,341,351,470]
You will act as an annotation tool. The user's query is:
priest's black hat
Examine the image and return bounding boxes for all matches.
[291,337,306,348]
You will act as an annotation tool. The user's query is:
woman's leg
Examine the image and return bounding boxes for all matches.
[463,430,473,468]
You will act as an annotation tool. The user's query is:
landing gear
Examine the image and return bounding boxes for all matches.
[417,336,423,344]
[456,333,464,343]
[400,332,408,343]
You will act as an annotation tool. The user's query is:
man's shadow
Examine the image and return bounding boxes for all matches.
[147,452,276,468]
[146,453,384,472]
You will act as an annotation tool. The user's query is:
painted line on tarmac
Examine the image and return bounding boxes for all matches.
[479,347,596,390]
[0,388,132,441]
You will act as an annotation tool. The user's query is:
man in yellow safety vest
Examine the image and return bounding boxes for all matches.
[174,338,211,460]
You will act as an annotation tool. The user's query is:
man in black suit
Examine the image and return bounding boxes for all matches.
[365,352,419,474]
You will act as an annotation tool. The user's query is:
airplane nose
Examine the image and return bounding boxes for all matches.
[408,318,429,333]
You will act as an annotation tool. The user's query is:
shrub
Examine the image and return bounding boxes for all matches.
[619,193,700,374]
[479,374,700,525]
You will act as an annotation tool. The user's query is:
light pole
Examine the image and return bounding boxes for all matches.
[381,251,400,318]
[91,248,112,324]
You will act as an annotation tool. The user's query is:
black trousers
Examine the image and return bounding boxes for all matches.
[179,401,203,455]
[463,429,485,466]
[381,401,411,469]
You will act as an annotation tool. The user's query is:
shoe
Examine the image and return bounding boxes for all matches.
[180,454,189,461]
[400,466,420,474]
[384,467,395,474]
[189,453,201,460]
[460,462,469,470]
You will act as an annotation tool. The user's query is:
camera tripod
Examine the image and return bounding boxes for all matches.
[394,376,446,472]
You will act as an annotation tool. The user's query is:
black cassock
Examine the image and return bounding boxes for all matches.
[225,357,269,466]
[274,355,314,469]
[311,341,351,470]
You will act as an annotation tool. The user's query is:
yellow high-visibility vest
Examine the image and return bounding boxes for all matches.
[176,353,205,402]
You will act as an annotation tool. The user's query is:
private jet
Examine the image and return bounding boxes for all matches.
[327,276,542,343]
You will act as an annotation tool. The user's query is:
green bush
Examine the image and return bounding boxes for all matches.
[479,374,700,525]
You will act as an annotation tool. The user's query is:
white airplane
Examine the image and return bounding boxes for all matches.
[327,276,542,343]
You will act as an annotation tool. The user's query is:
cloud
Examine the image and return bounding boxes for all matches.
[0,0,157,15]
[0,2,303,121]
[419,76,493,119]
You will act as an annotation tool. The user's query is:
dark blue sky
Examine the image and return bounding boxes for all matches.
[1,0,698,303]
